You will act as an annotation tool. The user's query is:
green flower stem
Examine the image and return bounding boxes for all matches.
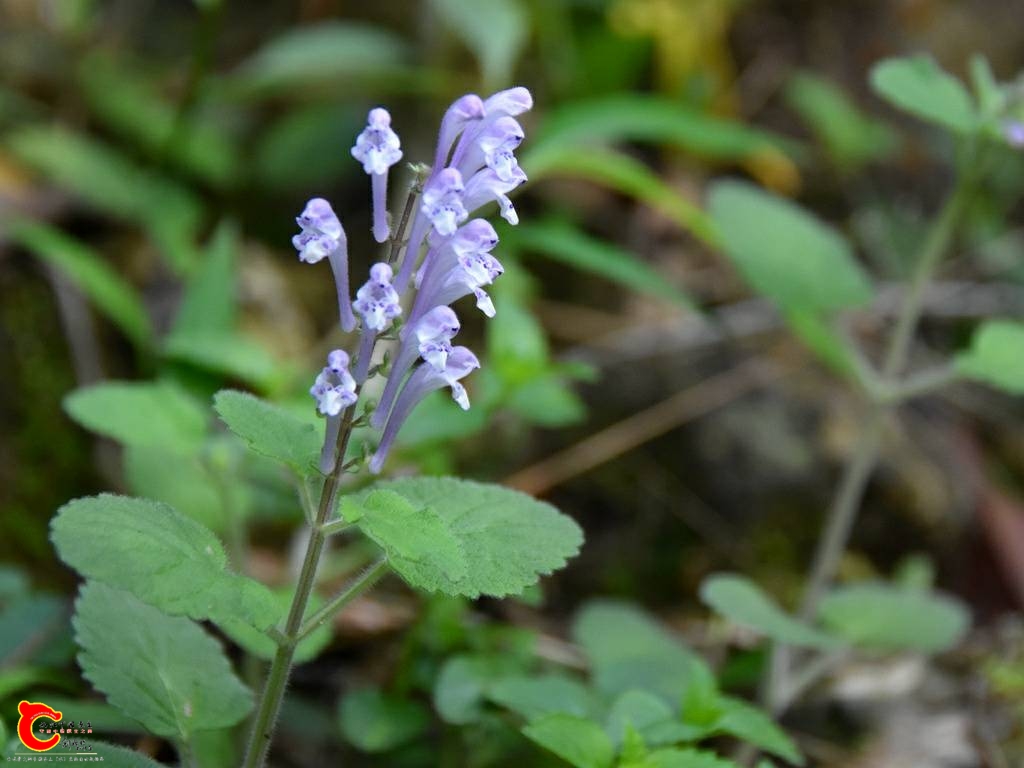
[320,518,355,537]
[296,556,389,642]
[765,159,976,715]
[241,404,359,768]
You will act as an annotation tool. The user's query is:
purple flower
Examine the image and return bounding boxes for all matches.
[352,108,403,244]
[393,167,469,292]
[371,306,461,430]
[1003,119,1024,149]
[433,94,486,172]
[408,219,502,325]
[456,116,525,182]
[451,87,533,168]
[463,167,527,225]
[353,262,402,332]
[351,108,403,175]
[369,346,480,473]
[421,167,468,237]
[310,349,357,417]
[293,198,356,332]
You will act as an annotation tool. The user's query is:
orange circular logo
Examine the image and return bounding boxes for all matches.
[17,700,64,752]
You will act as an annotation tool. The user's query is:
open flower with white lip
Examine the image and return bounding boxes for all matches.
[351,108,403,243]
[369,346,480,474]
[293,198,356,332]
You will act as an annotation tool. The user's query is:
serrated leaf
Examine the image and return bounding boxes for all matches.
[523,713,614,768]
[338,687,431,753]
[8,220,152,348]
[711,697,803,765]
[817,583,969,652]
[52,495,279,630]
[64,381,207,454]
[870,55,976,133]
[486,674,596,721]
[340,489,466,592]
[429,0,527,90]
[89,742,166,767]
[218,588,331,664]
[708,181,873,314]
[510,219,694,308]
[74,582,252,740]
[700,574,839,649]
[359,478,582,598]
[123,445,227,532]
[213,389,321,475]
[955,320,1024,395]
[572,600,704,706]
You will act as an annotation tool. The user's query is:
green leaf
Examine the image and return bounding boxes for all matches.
[641,748,741,768]
[89,742,167,768]
[528,147,717,246]
[817,583,969,652]
[869,55,976,133]
[522,713,614,768]
[429,0,527,89]
[526,95,800,168]
[783,310,858,378]
[711,697,803,765]
[572,600,703,706]
[8,220,152,348]
[64,381,207,454]
[338,687,431,753]
[231,22,414,97]
[433,654,520,724]
[7,126,202,273]
[606,690,675,746]
[0,593,69,667]
[51,495,279,630]
[171,221,238,338]
[218,588,331,664]
[165,333,283,393]
[955,320,1024,395]
[700,574,839,649]
[78,53,238,186]
[359,478,581,598]
[510,219,694,308]
[506,375,587,428]
[340,489,467,593]
[255,103,361,189]
[784,72,897,169]
[123,445,227,532]
[19,695,147,733]
[74,582,252,740]
[708,180,873,314]
[487,288,550,385]
[487,674,597,721]
[213,389,321,475]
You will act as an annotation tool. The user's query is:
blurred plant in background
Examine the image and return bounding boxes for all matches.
[3,0,1024,766]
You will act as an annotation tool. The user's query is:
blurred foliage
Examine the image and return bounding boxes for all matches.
[2,0,1024,765]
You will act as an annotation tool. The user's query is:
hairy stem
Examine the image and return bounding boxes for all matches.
[296,557,389,642]
[241,405,360,768]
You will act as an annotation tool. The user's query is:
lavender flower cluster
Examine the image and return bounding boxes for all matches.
[296,88,532,475]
